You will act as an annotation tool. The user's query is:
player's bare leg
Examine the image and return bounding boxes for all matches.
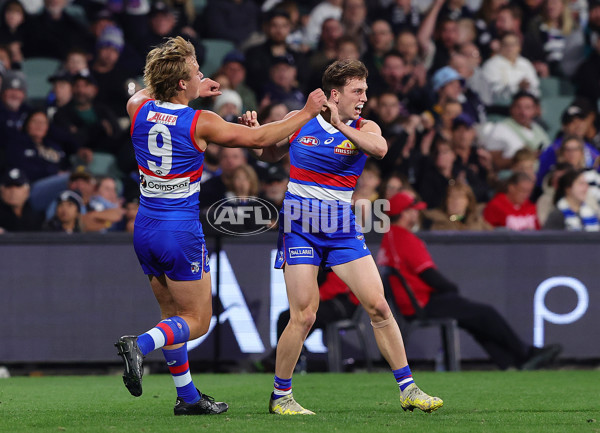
[151,273,214,342]
[332,256,407,367]
[333,256,443,413]
[116,272,227,414]
[269,264,319,415]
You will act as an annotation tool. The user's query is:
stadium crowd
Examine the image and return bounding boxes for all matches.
[1,0,600,234]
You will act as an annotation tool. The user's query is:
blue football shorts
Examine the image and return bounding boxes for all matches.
[274,197,371,269]
[133,213,210,281]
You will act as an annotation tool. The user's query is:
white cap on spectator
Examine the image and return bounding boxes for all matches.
[213,89,242,114]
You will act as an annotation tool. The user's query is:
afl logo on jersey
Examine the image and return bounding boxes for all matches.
[334,140,358,156]
[298,136,320,146]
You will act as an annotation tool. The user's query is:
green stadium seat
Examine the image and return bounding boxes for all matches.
[539,77,561,98]
[539,76,576,99]
[540,96,572,139]
[21,57,62,103]
[193,0,208,13]
[201,39,235,77]
[558,79,576,97]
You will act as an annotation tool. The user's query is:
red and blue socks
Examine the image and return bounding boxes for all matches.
[393,365,415,391]
[162,343,201,404]
[272,376,292,400]
[136,316,190,356]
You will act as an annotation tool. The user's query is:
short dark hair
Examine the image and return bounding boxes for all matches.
[322,59,368,98]
[507,171,534,186]
[497,4,522,21]
[382,49,404,64]
[511,90,539,106]
[554,168,586,204]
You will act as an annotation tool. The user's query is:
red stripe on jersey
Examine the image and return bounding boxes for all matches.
[290,128,301,144]
[156,322,175,346]
[356,117,362,130]
[138,165,203,182]
[130,99,154,136]
[290,166,359,189]
[190,110,203,152]
[169,361,190,375]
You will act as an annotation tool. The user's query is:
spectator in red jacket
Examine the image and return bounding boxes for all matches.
[377,191,561,369]
[483,171,539,230]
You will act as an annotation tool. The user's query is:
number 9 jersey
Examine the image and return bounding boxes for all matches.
[131,100,204,220]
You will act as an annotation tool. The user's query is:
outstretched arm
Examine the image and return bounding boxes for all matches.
[240,110,292,162]
[197,89,327,149]
[417,0,445,57]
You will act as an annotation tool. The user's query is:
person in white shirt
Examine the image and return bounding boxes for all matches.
[481,32,540,105]
[483,91,550,171]
[304,0,343,48]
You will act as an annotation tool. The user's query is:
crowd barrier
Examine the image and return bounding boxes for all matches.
[1,231,598,365]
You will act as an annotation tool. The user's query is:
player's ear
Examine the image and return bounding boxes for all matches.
[178,79,186,91]
[331,88,339,103]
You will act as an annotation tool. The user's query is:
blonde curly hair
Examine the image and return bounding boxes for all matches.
[143,36,196,102]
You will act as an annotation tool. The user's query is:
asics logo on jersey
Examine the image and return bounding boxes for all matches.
[324,137,334,144]
[298,136,320,146]
[334,140,358,156]
[147,111,178,126]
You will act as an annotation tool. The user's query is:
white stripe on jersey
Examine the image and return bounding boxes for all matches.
[316,114,355,134]
[154,100,189,110]
[287,181,353,203]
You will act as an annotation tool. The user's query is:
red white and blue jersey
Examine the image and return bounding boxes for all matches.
[287,114,367,203]
[274,114,371,269]
[131,100,204,220]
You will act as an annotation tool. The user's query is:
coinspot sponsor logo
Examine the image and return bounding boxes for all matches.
[206,196,279,236]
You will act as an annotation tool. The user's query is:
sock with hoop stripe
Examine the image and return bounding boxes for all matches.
[136,316,190,356]
[162,343,201,404]
[272,376,292,400]
[393,365,415,391]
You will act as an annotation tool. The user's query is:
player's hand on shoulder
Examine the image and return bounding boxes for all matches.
[322,101,342,128]
[302,89,327,117]
[239,110,259,128]
[199,78,222,98]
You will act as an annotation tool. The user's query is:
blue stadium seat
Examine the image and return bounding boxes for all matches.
[201,39,235,77]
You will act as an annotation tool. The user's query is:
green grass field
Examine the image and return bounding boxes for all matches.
[1,371,599,433]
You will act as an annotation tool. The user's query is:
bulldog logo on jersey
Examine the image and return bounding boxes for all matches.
[298,136,320,146]
[191,261,200,274]
[334,140,358,156]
